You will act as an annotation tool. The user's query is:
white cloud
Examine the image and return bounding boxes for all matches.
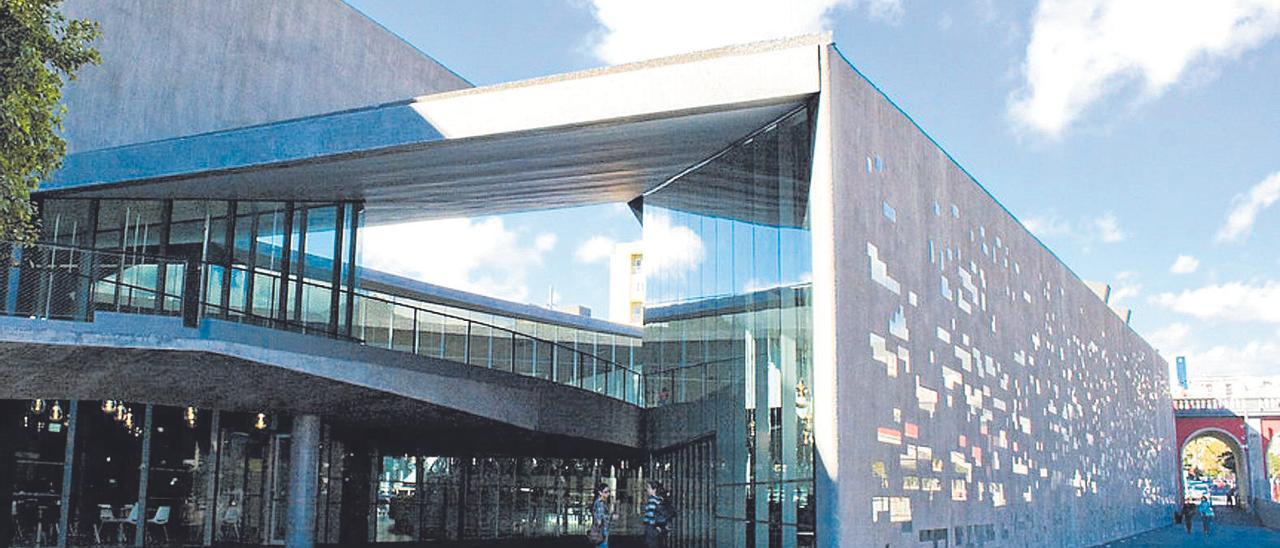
[1010,0,1280,137]
[1216,171,1280,242]
[1021,213,1073,239]
[1169,255,1201,274]
[1151,280,1280,323]
[938,13,954,31]
[642,211,705,274]
[535,233,558,252]
[584,0,900,65]
[1093,212,1125,243]
[1020,211,1125,245]
[1144,321,1280,377]
[1109,271,1142,303]
[360,218,552,302]
[866,0,904,22]
[575,235,617,264]
[1184,339,1280,377]
[1145,322,1192,354]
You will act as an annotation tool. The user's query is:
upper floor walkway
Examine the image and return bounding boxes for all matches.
[0,241,643,452]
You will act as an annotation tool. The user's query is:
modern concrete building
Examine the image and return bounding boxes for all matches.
[608,242,644,326]
[0,2,1177,547]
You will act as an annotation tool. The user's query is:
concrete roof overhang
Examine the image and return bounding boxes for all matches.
[0,313,642,456]
[42,34,828,224]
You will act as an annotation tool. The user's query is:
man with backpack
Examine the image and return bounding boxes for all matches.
[641,480,673,547]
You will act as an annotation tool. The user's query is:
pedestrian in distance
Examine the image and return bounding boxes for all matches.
[588,482,616,548]
[641,480,670,548]
[1181,500,1196,534]
[1198,495,1215,536]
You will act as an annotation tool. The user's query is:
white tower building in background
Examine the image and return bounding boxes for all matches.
[609,242,644,325]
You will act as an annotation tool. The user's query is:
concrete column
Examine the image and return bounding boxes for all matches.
[286,415,321,548]
[135,405,154,548]
[0,401,22,548]
[1247,417,1266,506]
[202,411,221,546]
[57,402,78,548]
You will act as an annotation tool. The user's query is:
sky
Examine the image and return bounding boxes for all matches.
[344,0,1280,382]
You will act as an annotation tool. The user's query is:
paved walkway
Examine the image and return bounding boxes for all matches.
[1097,507,1280,547]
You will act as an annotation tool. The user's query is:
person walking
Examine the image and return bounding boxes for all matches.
[641,480,669,548]
[1181,500,1196,534]
[1198,495,1215,536]
[589,483,614,548]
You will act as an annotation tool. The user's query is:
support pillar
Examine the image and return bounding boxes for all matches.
[0,401,20,548]
[57,402,78,548]
[286,415,321,548]
[202,411,221,546]
[1247,417,1266,507]
[135,405,153,548]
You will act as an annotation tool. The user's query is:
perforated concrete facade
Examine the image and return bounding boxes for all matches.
[812,47,1177,547]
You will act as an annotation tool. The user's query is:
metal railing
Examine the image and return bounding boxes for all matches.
[1174,397,1280,415]
[0,241,643,405]
[643,356,743,408]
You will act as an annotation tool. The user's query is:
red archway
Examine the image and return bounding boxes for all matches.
[1177,419,1248,504]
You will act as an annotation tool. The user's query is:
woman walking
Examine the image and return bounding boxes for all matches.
[1198,495,1215,536]
[589,483,614,547]
[641,480,670,548]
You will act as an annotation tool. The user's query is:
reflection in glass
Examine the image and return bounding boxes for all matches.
[643,104,815,547]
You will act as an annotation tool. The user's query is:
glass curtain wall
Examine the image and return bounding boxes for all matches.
[35,198,361,337]
[0,401,296,548]
[351,288,644,402]
[5,400,70,548]
[642,104,816,547]
[389,455,643,542]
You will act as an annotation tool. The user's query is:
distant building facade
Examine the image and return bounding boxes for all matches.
[609,242,644,325]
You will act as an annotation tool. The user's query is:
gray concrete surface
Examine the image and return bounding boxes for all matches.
[0,313,641,451]
[59,0,470,153]
[812,44,1177,546]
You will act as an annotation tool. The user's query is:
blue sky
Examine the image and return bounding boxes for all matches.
[347,0,1280,381]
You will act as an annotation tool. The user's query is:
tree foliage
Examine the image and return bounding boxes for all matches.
[1183,436,1235,480]
[1269,440,1280,479]
[0,0,98,243]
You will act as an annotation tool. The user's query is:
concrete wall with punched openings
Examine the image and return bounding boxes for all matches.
[59,0,471,153]
[818,45,1176,547]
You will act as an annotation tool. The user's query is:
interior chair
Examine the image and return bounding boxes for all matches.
[221,504,242,542]
[93,504,114,544]
[147,505,171,543]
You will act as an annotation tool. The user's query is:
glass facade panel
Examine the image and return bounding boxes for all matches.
[643,105,815,547]
[34,198,362,338]
[468,319,493,368]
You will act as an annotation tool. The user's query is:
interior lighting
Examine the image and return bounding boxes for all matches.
[49,402,63,422]
[185,406,198,428]
[31,399,45,413]
[124,411,134,430]
[255,413,268,430]
[115,404,127,422]
[103,400,116,413]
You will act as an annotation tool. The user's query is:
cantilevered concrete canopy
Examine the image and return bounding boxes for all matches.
[43,35,828,224]
[0,314,641,455]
